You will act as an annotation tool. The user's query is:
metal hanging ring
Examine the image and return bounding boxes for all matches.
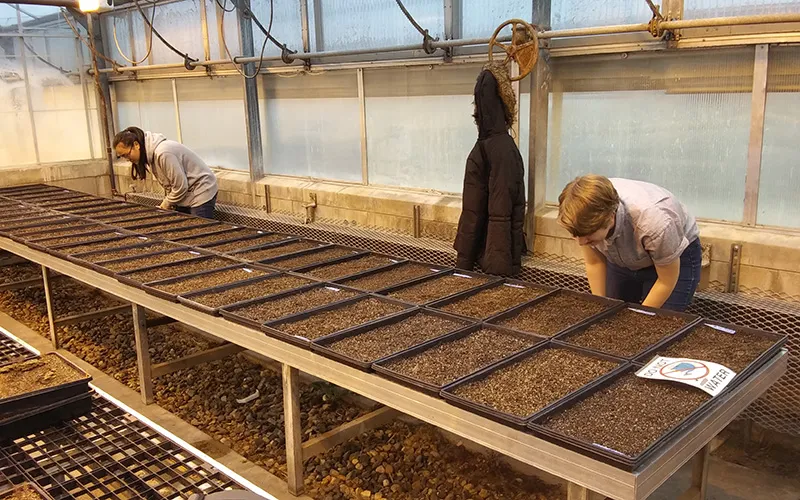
[488,18,539,82]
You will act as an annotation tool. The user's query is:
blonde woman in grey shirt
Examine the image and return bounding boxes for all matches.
[557,175,701,312]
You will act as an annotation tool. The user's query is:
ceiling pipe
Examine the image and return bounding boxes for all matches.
[0,0,79,8]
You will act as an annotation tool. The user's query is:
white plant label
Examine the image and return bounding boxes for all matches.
[706,323,736,335]
[189,251,200,255]
[452,273,472,279]
[636,356,736,397]
[504,284,526,289]
[628,308,656,316]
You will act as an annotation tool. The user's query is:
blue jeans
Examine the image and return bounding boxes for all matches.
[605,238,702,312]
[176,194,216,220]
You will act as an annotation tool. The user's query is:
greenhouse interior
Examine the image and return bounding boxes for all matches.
[0,0,798,499]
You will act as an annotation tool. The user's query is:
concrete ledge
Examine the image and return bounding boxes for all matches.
[1,160,111,197]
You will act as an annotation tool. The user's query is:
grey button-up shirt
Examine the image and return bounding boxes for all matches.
[591,178,699,271]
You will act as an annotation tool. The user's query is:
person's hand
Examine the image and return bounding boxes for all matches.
[159,199,173,211]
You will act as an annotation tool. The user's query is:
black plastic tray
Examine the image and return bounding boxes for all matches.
[23,193,93,206]
[553,304,701,361]
[91,209,171,222]
[485,289,625,338]
[68,204,151,217]
[171,226,267,247]
[0,215,81,238]
[0,184,53,195]
[204,232,296,255]
[293,252,406,282]
[257,244,365,271]
[378,269,503,305]
[35,232,141,258]
[311,308,475,372]
[67,244,201,277]
[219,281,360,330]
[25,229,131,254]
[142,263,271,302]
[0,390,93,442]
[228,237,328,263]
[440,341,627,428]
[633,318,788,392]
[373,323,548,395]
[0,481,53,499]
[528,364,718,471]
[427,279,556,320]
[0,352,92,416]
[262,293,414,349]
[56,200,120,213]
[8,222,109,244]
[332,260,452,292]
[134,218,221,235]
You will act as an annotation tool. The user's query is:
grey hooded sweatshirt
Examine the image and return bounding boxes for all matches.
[144,132,218,208]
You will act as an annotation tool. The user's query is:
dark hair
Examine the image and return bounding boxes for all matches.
[113,126,148,181]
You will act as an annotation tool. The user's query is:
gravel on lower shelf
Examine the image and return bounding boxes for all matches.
[653,324,778,372]
[326,312,468,363]
[0,263,41,284]
[232,286,359,323]
[384,328,541,387]
[497,293,610,336]
[234,240,323,261]
[188,274,313,308]
[81,242,182,262]
[109,214,178,227]
[437,283,547,319]
[154,266,268,294]
[340,262,441,291]
[561,308,689,358]
[274,297,407,341]
[270,247,358,270]
[0,353,84,398]
[306,254,397,281]
[388,273,492,304]
[451,348,618,418]
[541,373,710,456]
[103,249,205,272]
[124,257,234,283]
[206,233,290,253]
[174,227,258,246]
[34,231,120,247]
[62,236,151,255]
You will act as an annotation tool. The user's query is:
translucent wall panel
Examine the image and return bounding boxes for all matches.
[685,0,800,18]
[103,11,134,63]
[309,0,443,52]
[123,0,204,65]
[177,77,248,171]
[759,46,800,228]
[0,40,36,166]
[546,49,754,222]
[250,0,303,58]
[207,0,240,59]
[115,80,178,140]
[551,0,651,30]
[460,1,532,39]
[260,71,361,181]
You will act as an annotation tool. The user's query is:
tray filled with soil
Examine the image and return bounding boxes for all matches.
[220,282,361,330]
[441,342,625,428]
[57,200,120,213]
[143,264,270,302]
[27,193,94,205]
[71,246,203,276]
[179,272,315,315]
[0,184,53,195]
[172,226,269,247]
[0,483,51,500]
[68,240,184,263]
[130,216,220,233]
[67,202,135,215]
[296,252,404,281]
[374,324,547,394]
[335,261,450,291]
[7,189,71,200]
[259,245,365,271]
[0,214,66,235]
[47,234,154,257]
[2,217,87,238]
[0,352,92,415]
[263,294,413,349]
[74,205,154,218]
[555,305,700,360]
[117,255,239,289]
[635,319,787,391]
[229,238,326,262]
[382,270,500,305]
[141,221,227,239]
[10,222,109,243]
[41,197,105,210]
[26,229,130,254]
[204,232,294,254]
[92,210,171,224]
[529,365,713,470]
[487,289,623,337]
[312,308,474,371]
[428,279,554,320]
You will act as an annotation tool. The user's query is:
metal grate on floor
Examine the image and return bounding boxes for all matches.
[0,332,37,367]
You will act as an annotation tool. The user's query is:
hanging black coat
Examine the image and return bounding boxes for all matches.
[454,66,526,277]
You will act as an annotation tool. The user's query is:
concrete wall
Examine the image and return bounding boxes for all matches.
[0,160,111,197]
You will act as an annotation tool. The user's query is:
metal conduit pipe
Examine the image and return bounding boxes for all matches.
[1,0,79,7]
[661,12,800,29]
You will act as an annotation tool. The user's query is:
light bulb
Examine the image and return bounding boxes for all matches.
[79,0,101,12]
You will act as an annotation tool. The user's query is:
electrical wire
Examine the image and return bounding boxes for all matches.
[21,39,71,75]
[394,0,438,53]
[60,9,122,69]
[113,3,155,65]
[215,0,235,13]
[219,0,272,79]
[132,0,198,67]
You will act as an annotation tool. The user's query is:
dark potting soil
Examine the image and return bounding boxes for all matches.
[62,237,150,255]
[561,308,689,358]
[189,274,312,308]
[452,348,618,418]
[103,249,204,272]
[235,240,324,262]
[270,247,357,270]
[438,283,547,319]
[654,324,777,372]
[387,274,492,304]
[75,206,150,218]
[542,373,710,456]
[83,242,182,262]
[233,286,359,323]
[4,484,45,500]
[498,293,609,336]
[174,227,258,246]
[10,221,101,236]
[327,312,468,363]
[34,231,120,247]
[275,297,407,341]
[206,233,290,253]
[341,262,440,291]
[109,214,179,227]
[139,219,215,235]
[306,254,397,281]
[0,354,84,399]
[60,201,115,212]
[125,257,234,283]
[0,215,59,229]
[154,267,267,295]
[384,328,540,387]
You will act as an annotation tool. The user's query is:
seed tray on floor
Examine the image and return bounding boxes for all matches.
[0,333,37,368]
[228,237,328,263]
[373,324,547,395]
[178,271,314,316]
[428,279,555,320]
[142,263,270,302]
[440,342,627,428]
[262,294,413,349]
[528,364,717,471]
[486,289,624,338]
[0,390,93,442]
[257,244,366,271]
[116,254,241,290]
[554,305,701,360]
[379,269,501,305]
[0,353,92,416]
[0,482,51,499]
[633,319,787,392]
[67,244,201,277]
[294,252,406,282]
[312,308,474,371]
[219,281,360,330]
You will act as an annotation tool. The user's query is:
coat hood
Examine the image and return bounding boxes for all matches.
[474,62,516,140]
[144,131,167,166]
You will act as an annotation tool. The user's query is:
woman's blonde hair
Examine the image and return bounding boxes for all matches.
[557,175,619,237]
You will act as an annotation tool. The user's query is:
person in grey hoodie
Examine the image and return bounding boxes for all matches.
[113,126,218,219]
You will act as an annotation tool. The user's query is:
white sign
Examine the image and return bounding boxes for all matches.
[636,356,736,397]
